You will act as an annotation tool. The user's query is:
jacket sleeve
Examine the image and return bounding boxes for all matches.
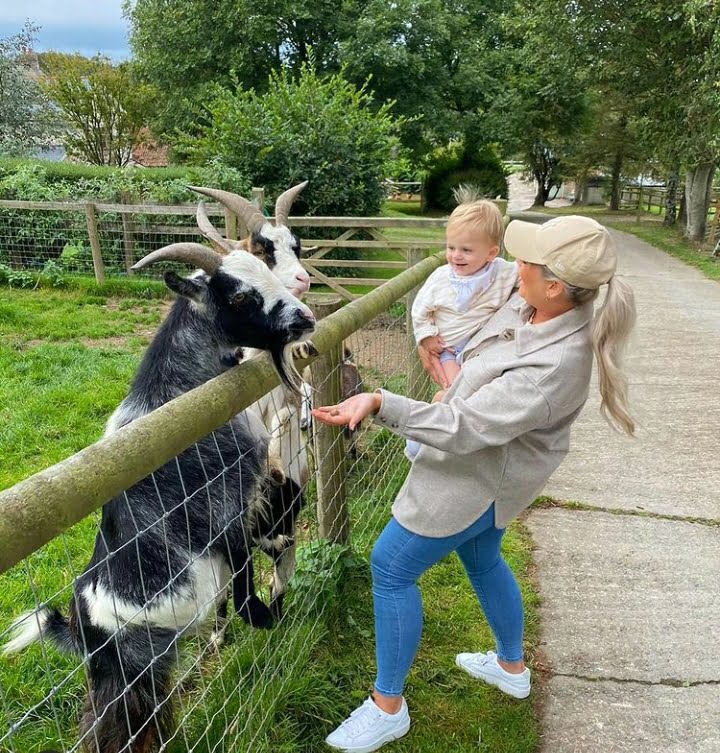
[373,370,551,455]
[411,275,440,343]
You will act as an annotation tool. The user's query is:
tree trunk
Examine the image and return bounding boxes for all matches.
[609,147,625,211]
[573,175,587,205]
[663,164,680,226]
[684,163,715,241]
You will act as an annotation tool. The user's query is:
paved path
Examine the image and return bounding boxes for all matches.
[526,227,720,752]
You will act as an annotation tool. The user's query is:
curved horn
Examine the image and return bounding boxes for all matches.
[188,185,266,235]
[196,201,231,254]
[274,180,308,226]
[131,243,223,276]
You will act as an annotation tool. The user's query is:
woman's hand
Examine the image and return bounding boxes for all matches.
[312,392,382,431]
[431,389,447,404]
[417,339,449,388]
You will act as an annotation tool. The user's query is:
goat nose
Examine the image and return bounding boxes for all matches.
[295,272,311,285]
[299,308,315,322]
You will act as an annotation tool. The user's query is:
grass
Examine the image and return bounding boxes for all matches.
[0,270,539,752]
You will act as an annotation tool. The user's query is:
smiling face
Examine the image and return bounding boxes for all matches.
[445,227,499,276]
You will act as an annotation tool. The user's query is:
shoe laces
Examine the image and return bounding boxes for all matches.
[339,699,383,737]
[469,650,496,668]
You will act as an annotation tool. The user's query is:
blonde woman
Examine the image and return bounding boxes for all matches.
[313,216,636,753]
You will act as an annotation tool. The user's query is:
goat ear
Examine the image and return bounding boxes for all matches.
[164,271,206,302]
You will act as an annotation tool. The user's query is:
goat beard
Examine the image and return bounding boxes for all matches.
[270,343,303,395]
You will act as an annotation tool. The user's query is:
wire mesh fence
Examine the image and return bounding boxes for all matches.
[0,273,436,752]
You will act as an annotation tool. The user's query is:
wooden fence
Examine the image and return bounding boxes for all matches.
[620,185,720,249]
[0,191,450,300]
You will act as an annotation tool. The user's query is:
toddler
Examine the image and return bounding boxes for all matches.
[406,197,517,459]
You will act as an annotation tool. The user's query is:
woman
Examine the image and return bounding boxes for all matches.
[313,216,636,753]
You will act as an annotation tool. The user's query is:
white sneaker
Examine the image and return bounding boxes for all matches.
[455,650,531,699]
[325,696,411,753]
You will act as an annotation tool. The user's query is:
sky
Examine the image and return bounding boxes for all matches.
[0,1,131,61]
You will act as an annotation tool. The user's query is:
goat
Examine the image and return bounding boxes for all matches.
[2,242,316,753]
[188,184,318,624]
[189,182,312,297]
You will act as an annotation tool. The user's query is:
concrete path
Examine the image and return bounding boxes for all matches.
[526,227,720,752]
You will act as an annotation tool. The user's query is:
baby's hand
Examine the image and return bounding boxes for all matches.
[419,335,448,356]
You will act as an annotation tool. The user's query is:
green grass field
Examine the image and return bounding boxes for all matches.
[0,225,539,753]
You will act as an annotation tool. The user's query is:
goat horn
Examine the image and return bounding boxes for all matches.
[274,181,308,226]
[196,202,231,254]
[188,186,266,235]
[131,243,223,276]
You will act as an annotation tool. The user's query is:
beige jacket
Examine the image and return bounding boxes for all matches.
[411,259,518,347]
[374,293,594,535]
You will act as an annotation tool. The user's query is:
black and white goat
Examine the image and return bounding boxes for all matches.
[2,243,315,753]
[189,183,317,624]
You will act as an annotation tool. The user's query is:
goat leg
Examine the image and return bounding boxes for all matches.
[230,550,274,630]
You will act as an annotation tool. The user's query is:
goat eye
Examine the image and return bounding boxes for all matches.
[232,293,247,306]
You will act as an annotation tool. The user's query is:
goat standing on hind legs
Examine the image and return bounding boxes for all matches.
[2,243,316,753]
[188,182,320,627]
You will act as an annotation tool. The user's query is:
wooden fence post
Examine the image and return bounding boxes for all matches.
[224,209,238,241]
[707,199,719,252]
[310,295,349,544]
[120,191,136,274]
[251,187,265,212]
[406,246,432,401]
[84,203,105,285]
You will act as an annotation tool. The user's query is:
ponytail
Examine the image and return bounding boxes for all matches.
[591,275,637,436]
[541,267,637,436]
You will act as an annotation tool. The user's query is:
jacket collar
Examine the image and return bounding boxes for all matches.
[462,293,593,360]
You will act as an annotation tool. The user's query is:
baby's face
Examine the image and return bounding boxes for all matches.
[445,228,499,276]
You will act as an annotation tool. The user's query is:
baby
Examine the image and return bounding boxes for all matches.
[406,197,518,459]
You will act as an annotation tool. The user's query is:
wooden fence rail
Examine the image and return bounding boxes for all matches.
[0,251,444,574]
[0,197,452,299]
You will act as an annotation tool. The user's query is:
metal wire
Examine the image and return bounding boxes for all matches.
[0,300,418,753]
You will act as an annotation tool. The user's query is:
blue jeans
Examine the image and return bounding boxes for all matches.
[370,504,524,697]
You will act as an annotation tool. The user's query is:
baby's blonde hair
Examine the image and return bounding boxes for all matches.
[447,186,504,247]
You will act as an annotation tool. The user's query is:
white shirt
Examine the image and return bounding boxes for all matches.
[411,258,518,347]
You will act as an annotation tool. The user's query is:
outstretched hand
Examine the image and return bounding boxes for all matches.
[312,393,382,431]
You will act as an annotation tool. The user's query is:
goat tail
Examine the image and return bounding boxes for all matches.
[2,607,76,656]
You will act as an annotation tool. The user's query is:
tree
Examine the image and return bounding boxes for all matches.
[125,0,510,159]
[487,8,589,206]
[178,60,404,216]
[530,0,720,238]
[39,54,156,167]
[0,22,60,156]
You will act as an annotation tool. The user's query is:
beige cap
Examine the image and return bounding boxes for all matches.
[504,215,617,290]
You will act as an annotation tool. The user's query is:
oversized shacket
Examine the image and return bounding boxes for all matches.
[373,293,594,535]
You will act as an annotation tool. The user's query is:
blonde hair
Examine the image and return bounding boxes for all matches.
[541,268,637,436]
[447,185,504,247]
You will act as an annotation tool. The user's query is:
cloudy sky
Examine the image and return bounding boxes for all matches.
[1,2,131,61]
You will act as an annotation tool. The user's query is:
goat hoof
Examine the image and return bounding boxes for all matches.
[240,596,274,630]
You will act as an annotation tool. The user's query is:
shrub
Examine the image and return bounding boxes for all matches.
[423,143,508,212]
[179,58,406,218]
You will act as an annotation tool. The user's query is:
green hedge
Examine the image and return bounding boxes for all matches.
[423,144,508,212]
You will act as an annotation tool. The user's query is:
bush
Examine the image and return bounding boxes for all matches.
[423,143,508,212]
[179,58,406,217]
[0,161,249,273]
